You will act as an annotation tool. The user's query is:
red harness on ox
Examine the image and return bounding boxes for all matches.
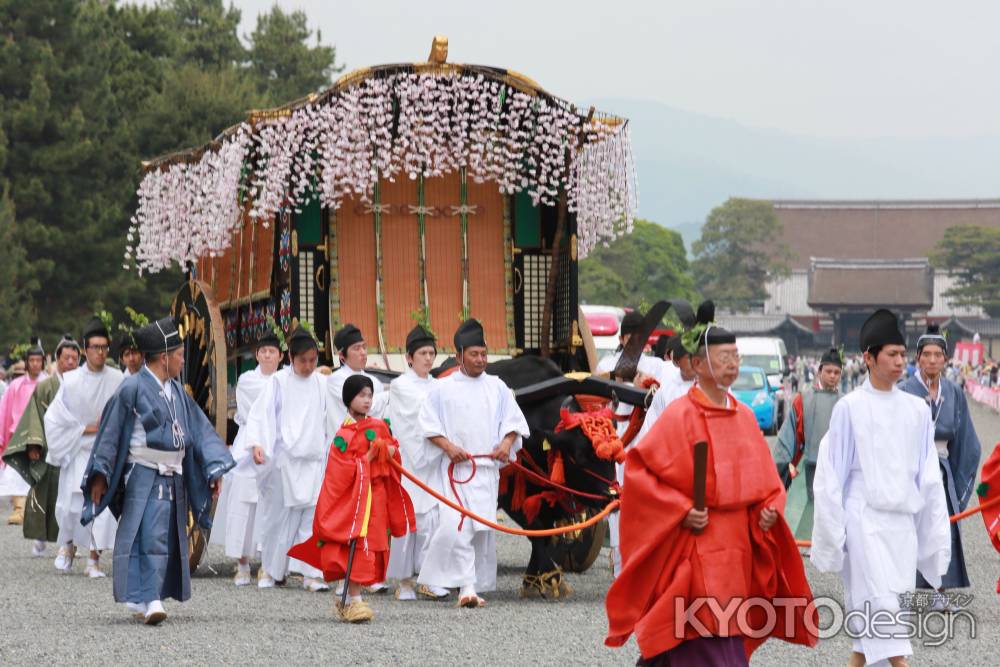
[500,398,629,525]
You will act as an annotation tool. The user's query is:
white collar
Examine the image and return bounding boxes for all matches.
[143,365,172,399]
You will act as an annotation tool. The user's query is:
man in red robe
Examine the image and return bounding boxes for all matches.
[605,302,817,665]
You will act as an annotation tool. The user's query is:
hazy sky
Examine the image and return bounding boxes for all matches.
[224,0,1000,139]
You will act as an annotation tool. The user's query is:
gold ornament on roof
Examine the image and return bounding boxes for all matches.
[429,35,448,64]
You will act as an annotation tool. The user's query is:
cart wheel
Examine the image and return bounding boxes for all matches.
[172,280,228,573]
[550,509,608,573]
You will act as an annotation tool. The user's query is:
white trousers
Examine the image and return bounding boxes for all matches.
[0,464,29,497]
[210,473,258,559]
[386,506,439,581]
[55,491,117,552]
[417,503,496,592]
[257,472,320,580]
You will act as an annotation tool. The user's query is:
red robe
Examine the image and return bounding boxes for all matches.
[978,442,1000,593]
[289,418,415,584]
[605,386,818,660]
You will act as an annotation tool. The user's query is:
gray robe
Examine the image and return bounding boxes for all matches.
[81,369,234,603]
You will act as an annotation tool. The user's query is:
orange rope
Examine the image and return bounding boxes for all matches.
[794,495,1000,548]
[389,457,619,537]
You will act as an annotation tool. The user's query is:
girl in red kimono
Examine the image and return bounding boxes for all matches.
[290,374,415,623]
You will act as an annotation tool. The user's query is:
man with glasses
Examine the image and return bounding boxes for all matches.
[606,301,815,665]
[4,335,81,556]
[45,316,124,576]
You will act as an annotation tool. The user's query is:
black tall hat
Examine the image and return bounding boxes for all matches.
[620,311,643,336]
[288,324,318,357]
[819,347,843,368]
[859,309,905,353]
[695,300,736,347]
[454,318,486,350]
[406,325,436,356]
[82,317,111,346]
[667,334,690,360]
[134,317,183,355]
[916,323,947,354]
[333,324,364,353]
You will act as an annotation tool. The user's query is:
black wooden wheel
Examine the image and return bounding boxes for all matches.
[171,279,228,572]
[550,508,608,573]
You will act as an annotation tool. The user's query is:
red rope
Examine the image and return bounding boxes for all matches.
[391,457,620,537]
[450,455,613,530]
[505,458,613,501]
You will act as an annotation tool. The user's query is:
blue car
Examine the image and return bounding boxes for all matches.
[733,366,779,435]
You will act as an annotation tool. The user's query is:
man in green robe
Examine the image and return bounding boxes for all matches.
[2,336,81,555]
[773,347,843,541]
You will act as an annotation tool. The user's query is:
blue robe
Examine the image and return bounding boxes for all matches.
[81,369,234,603]
[900,374,981,588]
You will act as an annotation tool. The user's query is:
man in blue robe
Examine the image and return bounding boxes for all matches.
[81,316,234,625]
[900,324,981,598]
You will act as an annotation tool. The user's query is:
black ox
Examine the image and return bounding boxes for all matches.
[484,356,625,600]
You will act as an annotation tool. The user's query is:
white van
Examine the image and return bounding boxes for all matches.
[736,336,789,421]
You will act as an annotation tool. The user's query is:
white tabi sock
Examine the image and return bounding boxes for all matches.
[459,585,477,599]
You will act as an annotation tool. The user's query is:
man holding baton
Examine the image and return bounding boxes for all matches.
[605,301,816,665]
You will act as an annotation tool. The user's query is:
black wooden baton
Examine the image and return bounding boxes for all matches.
[692,441,708,535]
[340,538,357,609]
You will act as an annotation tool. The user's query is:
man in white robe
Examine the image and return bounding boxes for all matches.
[44,317,123,577]
[325,324,387,439]
[210,328,282,585]
[417,319,530,608]
[811,309,951,667]
[598,312,670,579]
[385,325,449,600]
[635,335,696,446]
[240,324,330,592]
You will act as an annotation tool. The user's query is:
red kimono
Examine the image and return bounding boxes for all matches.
[289,418,415,584]
[979,442,1000,592]
[605,386,817,660]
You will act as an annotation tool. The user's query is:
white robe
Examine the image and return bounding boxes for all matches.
[241,368,328,580]
[210,366,272,558]
[598,352,661,578]
[635,378,693,445]
[324,365,387,438]
[45,365,123,551]
[417,371,530,591]
[811,379,951,666]
[385,369,439,581]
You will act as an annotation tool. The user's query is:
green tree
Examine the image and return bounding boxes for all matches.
[579,219,696,307]
[931,225,1000,317]
[691,198,790,312]
[0,0,340,349]
[249,6,343,103]
[0,185,36,350]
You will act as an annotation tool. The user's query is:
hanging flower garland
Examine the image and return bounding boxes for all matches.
[127,70,637,272]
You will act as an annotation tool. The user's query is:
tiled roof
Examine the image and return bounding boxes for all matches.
[764,199,1000,270]
[807,258,933,309]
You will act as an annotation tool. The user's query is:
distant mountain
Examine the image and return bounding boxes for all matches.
[588,98,1000,250]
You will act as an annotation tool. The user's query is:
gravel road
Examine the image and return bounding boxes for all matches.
[1,404,997,665]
